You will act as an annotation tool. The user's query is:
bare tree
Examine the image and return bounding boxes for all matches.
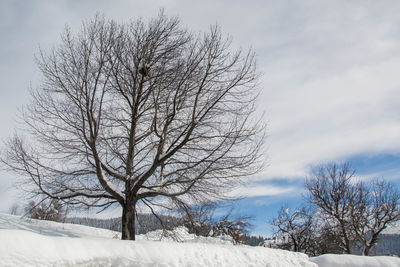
[305,163,400,255]
[271,206,316,255]
[1,12,264,240]
[305,163,357,253]
[350,179,400,255]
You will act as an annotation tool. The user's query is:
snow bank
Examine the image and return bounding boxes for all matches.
[0,213,315,267]
[0,213,120,239]
[0,229,315,267]
[310,254,400,267]
[2,213,399,267]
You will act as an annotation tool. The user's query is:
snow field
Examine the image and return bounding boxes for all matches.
[1,213,400,266]
[0,229,314,267]
[0,213,315,267]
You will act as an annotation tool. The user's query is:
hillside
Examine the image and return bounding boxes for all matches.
[0,213,399,266]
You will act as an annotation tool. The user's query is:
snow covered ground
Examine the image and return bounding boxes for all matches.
[0,213,399,267]
[310,254,400,267]
[0,213,314,267]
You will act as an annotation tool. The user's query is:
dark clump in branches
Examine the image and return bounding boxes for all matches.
[1,11,265,240]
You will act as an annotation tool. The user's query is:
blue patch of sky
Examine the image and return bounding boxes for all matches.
[229,178,307,236]
[233,193,304,237]
[346,153,400,181]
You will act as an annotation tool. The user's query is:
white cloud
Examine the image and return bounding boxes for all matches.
[2,0,400,208]
[229,184,295,198]
[260,54,400,180]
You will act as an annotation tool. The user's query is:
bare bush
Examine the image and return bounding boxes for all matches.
[212,214,252,245]
[24,198,66,222]
[177,200,252,244]
[271,206,316,255]
[177,200,216,236]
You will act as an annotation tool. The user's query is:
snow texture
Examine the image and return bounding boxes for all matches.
[310,254,400,267]
[0,213,314,267]
[1,213,399,266]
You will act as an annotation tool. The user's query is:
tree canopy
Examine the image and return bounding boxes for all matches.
[1,12,265,240]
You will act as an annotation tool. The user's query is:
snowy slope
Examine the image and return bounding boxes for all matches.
[1,229,316,267]
[0,213,314,267]
[1,213,400,267]
[0,213,120,239]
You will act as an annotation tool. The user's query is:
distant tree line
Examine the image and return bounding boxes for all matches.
[66,213,180,234]
[270,163,400,256]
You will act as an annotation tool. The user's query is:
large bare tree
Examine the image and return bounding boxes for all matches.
[1,13,264,240]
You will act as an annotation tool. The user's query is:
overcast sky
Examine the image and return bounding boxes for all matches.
[1,0,400,235]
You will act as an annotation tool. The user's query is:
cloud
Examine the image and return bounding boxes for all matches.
[254,2,400,180]
[229,184,295,198]
[260,54,400,180]
[0,174,20,213]
[1,0,400,212]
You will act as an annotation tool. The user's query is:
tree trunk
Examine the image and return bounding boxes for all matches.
[291,236,298,252]
[121,197,137,240]
[344,236,351,254]
[339,220,351,254]
[363,233,378,256]
[363,246,371,256]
